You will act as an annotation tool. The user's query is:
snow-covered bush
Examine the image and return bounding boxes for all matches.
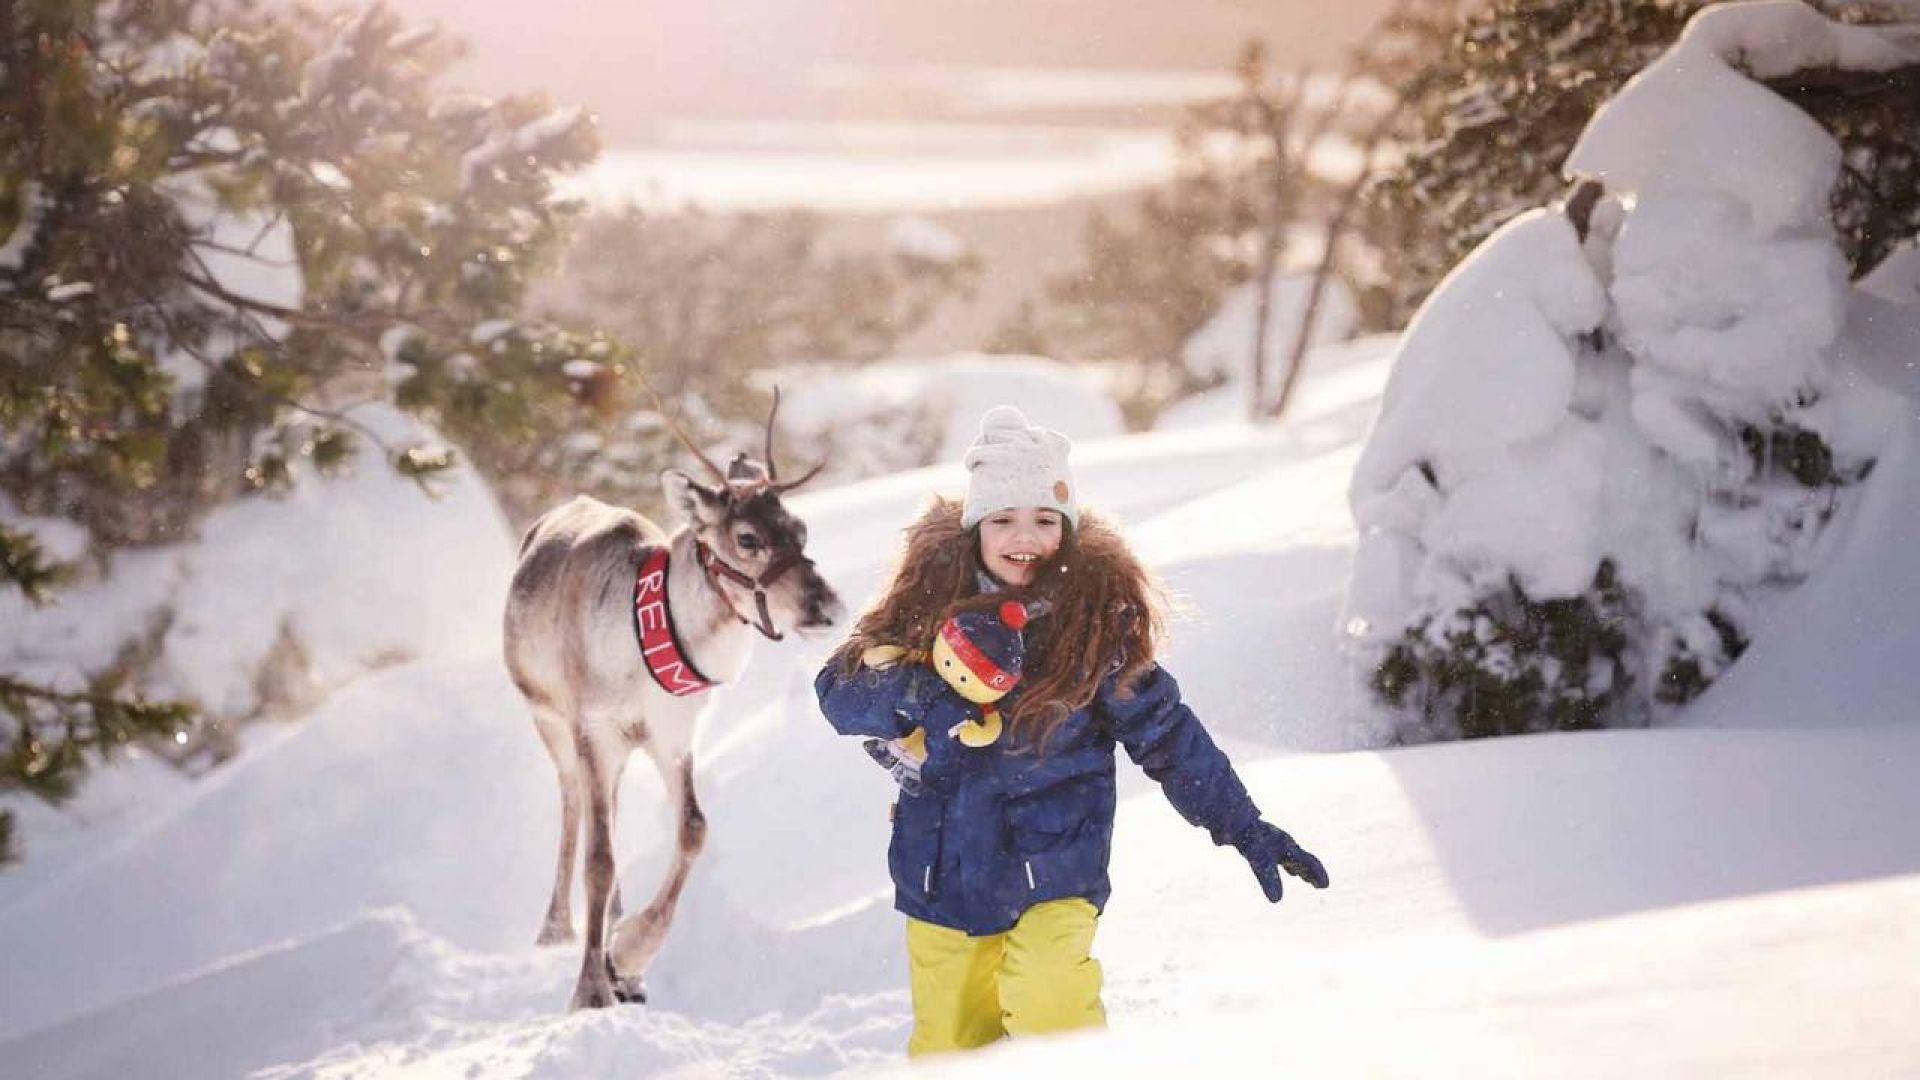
[1344,1,1918,741]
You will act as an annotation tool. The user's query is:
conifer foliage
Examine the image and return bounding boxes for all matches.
[0,0,610,861]
[1361,0,1920,324]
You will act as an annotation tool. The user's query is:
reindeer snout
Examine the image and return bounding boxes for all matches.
[798,582,846,633]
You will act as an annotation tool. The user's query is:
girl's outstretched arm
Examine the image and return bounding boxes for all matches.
[1100,663,1331,901]
[1097,664,1262,845]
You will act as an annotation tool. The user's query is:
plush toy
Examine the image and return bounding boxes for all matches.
[862,599,1038,777]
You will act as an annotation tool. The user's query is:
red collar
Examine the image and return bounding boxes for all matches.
[631,547,717,696]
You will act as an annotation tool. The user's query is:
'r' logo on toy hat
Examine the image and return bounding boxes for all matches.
[939,600,1035,691]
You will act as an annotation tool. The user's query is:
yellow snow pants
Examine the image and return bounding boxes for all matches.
[904,897,1107,1057]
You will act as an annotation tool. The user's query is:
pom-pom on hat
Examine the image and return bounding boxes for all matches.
[938,600,1036,694]
[960,405,1078,529]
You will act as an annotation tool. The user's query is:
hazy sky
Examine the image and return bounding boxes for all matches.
[381,0,1395,142]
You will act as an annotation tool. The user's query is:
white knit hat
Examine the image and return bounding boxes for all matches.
[961,405,1078,529]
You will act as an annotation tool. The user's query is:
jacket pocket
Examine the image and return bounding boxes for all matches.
[888,789,944,897]
[1010,834,1110,907]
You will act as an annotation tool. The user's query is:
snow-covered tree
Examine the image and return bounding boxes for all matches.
[0,0,610,860]
[1345,1,1920,741]
[1361,0,1920,325]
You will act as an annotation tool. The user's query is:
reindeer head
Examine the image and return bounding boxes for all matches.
[659,390,844,641]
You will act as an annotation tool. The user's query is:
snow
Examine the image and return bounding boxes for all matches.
[158,169,305,401]
[1421,419,1608,599]
[1158,272,1360,429]
[0,499,90,564]
[0,181,48,275]
[461,109,587,189]
[567,125,1185,214]
[1860,239,1920,308]
[773,355,1125,482]
[885,216,969,265]
[1350,207,1605,501]
[1683,412,1920,729]
[470,318,516,345]
[427,95,489,124]
[1565,0,1920,232]
[1610,191,1847,420]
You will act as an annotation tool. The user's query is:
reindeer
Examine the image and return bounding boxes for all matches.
[504,393,843,1009]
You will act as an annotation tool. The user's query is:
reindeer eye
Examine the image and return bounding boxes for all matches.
[736,532,763,552]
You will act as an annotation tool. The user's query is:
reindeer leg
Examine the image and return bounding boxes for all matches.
[606,778,626,923]
[606,751,708,1002]
[533,708,581,946]
[569,730,625,1010]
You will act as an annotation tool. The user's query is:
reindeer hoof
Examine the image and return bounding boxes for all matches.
[613,975,648,1005]
[607,952,649,1005]
[568,952,626,1010]
[569,978,618,1011]
[536,921,575,947]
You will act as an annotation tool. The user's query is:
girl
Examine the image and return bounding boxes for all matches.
[814,405,1329,1056]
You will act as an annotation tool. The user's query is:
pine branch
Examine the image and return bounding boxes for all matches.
[0,675,193,801]
[0,525,73,603]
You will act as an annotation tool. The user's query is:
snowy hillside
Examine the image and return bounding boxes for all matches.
[7,5,1920,1070]
[3,314,1918,1076]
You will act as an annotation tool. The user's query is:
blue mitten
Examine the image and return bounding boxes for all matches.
[1232,820,1330,903]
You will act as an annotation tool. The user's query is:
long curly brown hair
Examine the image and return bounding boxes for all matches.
[833,496,1167,749]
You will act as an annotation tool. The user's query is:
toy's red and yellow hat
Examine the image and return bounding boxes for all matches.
[935,600,1031,696]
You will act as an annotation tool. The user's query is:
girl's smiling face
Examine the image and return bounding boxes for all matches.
[977,506,1064,587]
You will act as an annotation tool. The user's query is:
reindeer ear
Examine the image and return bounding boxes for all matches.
[661,468,723,526]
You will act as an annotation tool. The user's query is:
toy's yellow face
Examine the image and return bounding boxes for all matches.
[930,634,1011,705]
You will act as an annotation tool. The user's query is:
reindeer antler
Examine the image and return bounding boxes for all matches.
[763,387,782,483]
[635,366,728,486]
[763,385,827,493]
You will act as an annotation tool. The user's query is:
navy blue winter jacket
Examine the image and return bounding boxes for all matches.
[815,657,1263,935]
